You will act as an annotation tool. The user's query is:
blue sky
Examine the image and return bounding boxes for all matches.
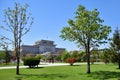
[0,0,120,51]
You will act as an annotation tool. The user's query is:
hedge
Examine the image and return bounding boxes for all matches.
[23,57,40,68]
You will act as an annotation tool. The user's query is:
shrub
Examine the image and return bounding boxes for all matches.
[66,58,77,66]
[23,57,40,68]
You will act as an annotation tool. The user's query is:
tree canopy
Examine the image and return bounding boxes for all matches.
[60,5,111,74]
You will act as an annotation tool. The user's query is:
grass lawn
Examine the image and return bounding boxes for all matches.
[0,64,120,80]
[0,63,16,67]
[0,63,23,67]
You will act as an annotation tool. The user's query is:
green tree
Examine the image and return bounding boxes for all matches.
[113,27,120,53]
[0,38,11,64]
[79,51,86,62]
[61,51,70,62]
[101,49,111,64]
[110,27,120,69]
[0,51,6,62]
[70,51,81,62]
[91,49,99,64]
[91,48,101,63]
[0,3,34,75]
[60,5,111,74]
[35,54,42,59]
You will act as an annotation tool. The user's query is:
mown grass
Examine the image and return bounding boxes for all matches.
[0,63,23,67]
[0,64,120,80]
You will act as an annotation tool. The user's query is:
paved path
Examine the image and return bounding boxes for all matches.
[0,63,88,69]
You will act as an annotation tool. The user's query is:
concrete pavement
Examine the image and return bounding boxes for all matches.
[0,63,88,69]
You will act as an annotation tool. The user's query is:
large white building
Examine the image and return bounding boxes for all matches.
[20,40,65,56]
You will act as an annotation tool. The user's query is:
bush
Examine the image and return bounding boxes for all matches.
[23,57,40,68]
[66,58,77,66]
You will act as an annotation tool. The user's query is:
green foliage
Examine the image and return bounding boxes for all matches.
[0,51,5,60]
[0,38,11,64]
[79,51,86,62]
[112,27,120,52]
[23,57,40,68]
[53,56,61,61]
[0,51,10,64]
[60,5,111,48]
[101,49,111,64]
[70,51,83,62]
[110,27,120,68]
[4,50,11,64]
[70,51,79,58]
[35,54,42,59]
[61,50,86,63]
[111,52,120,64]
[91,49,101,64]
[61,51,70,62]
[60,4,111,73]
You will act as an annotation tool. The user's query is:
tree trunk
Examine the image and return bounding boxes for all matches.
[16,52,19,75]
[5,49,8,65]
[118,63,120,69]
[87,50,90,74]
[70,63,73,66]
[5,52,8,65]
[86,40,91,74]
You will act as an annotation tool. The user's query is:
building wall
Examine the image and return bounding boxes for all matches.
[55,48,66,55]
[20,45,39,54]
[39,45,56,53]
[20,40,65,55]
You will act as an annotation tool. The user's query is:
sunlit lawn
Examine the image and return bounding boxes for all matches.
[0,64,120,80]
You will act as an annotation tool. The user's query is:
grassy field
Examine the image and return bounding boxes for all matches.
[0,64,120,80]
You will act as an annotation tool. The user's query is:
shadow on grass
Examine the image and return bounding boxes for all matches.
[15,73,68,80]
[89,71,120,80]
[26,67,44,69]
[15,76,23,80]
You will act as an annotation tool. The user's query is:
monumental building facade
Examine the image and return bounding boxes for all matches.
[20,40,65,56]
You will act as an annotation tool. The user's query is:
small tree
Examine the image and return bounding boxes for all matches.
[0,3,34,75]
[60,5,111,74]
[61,51,70,62]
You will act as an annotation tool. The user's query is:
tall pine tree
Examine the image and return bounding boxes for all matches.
[110,27,120,69]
